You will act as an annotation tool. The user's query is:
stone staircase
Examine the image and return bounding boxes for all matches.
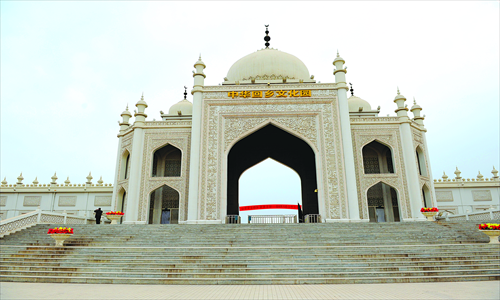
[0,222,499,284]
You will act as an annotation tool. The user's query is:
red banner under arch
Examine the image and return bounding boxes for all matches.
[239,204,301,211]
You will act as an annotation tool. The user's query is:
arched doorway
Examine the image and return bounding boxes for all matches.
[422,184,431,207]
[148,185,180,224]
[227,124,318,217]
[366,182,400,222]
[239,158,302,223]
[116,188,126,224]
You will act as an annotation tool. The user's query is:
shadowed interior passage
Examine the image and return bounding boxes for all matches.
[227,124,318,216]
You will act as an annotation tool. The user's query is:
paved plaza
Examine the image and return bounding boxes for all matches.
[1,281,499,300]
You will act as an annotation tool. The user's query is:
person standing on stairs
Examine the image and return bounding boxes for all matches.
[94,208,103,224]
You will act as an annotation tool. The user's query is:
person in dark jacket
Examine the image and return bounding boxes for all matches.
[94,208,103,224]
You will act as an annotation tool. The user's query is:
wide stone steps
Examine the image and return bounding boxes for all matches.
[2,268,499,279]
[1,222,499,284]
[2,258,497,268]
[1,262,498,273]
[3,274,499,285]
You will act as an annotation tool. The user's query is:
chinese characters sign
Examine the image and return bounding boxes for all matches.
[228,90,311,99]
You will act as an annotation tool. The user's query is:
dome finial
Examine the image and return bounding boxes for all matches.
[264,25,271,48]
[349,82,354,96]
[183,86,187,100]
[397,87,400,95]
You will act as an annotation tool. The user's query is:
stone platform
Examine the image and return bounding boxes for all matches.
[0,222,499,284]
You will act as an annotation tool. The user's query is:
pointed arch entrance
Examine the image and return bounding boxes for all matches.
[227,124,319,216]
[148,185,180,224]
[366,182,400,222]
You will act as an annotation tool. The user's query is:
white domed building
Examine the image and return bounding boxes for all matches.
[2,30,498,225]
[110,36,441,225]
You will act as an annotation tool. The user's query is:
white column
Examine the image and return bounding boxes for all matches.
[187,56,206,222]
[400,122,425,220]
[113,107,132,211]
[111,136,123,211]
[124,127,145,224]
[333,54,361,221]
[123,97,147,224]
[422,132,437,206]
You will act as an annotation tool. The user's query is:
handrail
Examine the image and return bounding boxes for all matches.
[304,214,322,223]
[438,209,500,222]
[0,208,89,237]
[248,215,297,224]
[225,215,241,224]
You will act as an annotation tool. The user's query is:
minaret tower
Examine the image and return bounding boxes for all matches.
[411,98,437,206]
[394,89,425,220]
[123,94,148,224]
[187,56,206,222]
[333,51,361,221]
[112,105,133,212]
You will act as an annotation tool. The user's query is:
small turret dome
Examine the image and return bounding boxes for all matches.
[121,106,132,117]
[168,99,193,116]
[226,48,311,82]
[348,95,372,112]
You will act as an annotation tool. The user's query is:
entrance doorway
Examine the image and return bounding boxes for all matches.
[367,182,400,222]
[227,124,318,217]
[238,158,301,223]
[148,185,179,224]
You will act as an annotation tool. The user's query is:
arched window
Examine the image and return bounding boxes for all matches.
[362,141,395,174]
[152,144,182,177]
[148,185,180,224]
[366,182,400,222]
[416,146,427,176]
[120,151,130,180]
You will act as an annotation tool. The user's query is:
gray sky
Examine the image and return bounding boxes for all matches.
[1,1,499,218]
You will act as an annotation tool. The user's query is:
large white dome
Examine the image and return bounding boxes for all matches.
[348,95,372,112]
[226,48,311,82]
[168,99,192,116]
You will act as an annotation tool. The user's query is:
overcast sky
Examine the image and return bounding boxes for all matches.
[1,1,499,219]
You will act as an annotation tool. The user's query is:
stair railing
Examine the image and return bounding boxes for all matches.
[304,214,322,223]
[0,208,90,237]
[248,215,297,224]
[225,215,241,224]
[440,209,500,222]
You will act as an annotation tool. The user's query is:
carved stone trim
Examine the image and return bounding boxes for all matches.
[436,191,454,202]
[198,94,346,220]
[58,196,77,206]
[94,196,112,206]
[472,190,492,201]
[23,196,41,206]
[351,126,411,220]
[137,130,191,223]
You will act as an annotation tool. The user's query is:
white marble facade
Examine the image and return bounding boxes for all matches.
[2,45,498,223]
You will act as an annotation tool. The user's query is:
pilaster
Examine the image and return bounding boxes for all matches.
[334,53,360,220]
[187,56,206,221]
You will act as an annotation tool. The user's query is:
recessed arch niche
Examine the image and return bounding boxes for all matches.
[120,150,130,180]
[152,144,182,177]
[416,146,427,176]
[362,140,394,174]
